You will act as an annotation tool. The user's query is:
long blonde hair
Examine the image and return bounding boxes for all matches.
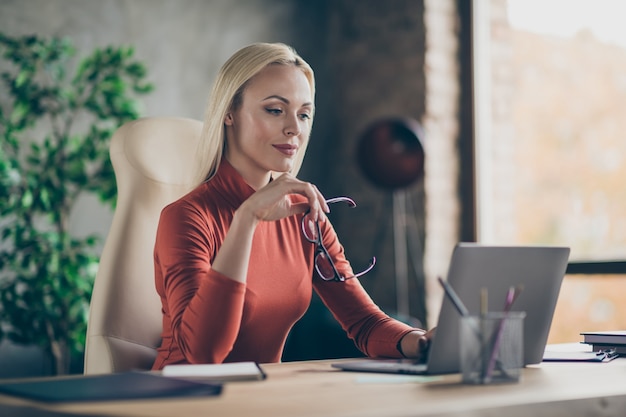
[193,43,316,186]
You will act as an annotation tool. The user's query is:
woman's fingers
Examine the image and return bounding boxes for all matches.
[416,328,436,362]
[275,175,328,220]
[289,179,326,221]
[244,174,328,222]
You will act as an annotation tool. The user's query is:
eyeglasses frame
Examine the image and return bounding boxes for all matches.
[301,196,376,282]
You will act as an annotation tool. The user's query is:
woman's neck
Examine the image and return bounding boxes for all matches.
[223,155,272,190]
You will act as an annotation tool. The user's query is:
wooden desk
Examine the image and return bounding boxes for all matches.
[2,358,626,417]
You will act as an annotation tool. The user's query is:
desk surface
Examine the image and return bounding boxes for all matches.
[2,358,626,417]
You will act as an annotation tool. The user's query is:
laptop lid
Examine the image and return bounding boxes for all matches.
[425,242,570,374]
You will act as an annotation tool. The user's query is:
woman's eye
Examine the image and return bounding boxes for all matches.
[299,113,311,120]
[266,108,282,115]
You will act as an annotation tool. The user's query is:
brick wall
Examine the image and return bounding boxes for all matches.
[323,0,426,325]
[323,0,461,327]
[422,0,461,326]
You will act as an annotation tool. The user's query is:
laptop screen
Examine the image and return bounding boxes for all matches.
[425,243,570,374]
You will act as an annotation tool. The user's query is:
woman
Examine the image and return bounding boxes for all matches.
[152,42,433,370]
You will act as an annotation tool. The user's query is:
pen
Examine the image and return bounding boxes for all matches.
[480,287,488,381]
[437,276,469,317]
[485,285,524,380]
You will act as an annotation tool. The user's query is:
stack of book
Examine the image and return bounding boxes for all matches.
[581,330,626,355]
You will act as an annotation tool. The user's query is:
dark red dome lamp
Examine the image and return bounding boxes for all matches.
[356,118,425,320]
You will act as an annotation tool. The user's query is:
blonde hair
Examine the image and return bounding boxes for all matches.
[193,42,316,185]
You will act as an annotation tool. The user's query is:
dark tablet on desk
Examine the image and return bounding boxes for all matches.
[0,371,222,403]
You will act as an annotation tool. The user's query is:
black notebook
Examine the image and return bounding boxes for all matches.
[581,330,626,345]
[0,371,222,403]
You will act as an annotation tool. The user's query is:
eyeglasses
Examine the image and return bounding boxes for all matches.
[301,196,376,282]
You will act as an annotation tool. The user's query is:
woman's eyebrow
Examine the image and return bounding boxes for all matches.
[262,95,313,108]
[262,94,288,103]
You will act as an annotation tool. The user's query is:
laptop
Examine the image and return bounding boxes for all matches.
[332,242,570,375]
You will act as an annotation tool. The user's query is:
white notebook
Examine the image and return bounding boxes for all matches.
[162,361,266,382]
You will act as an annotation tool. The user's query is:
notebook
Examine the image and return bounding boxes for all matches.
[332,243,570,375]
[0,371,222,403]
[580,330,626,345]
[162,361,266,382]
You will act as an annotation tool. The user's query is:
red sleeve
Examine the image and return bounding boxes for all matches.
[313,220,416,358]
[154,200,245,363]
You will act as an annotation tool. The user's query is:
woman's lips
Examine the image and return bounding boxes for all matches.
[273,144,298,156]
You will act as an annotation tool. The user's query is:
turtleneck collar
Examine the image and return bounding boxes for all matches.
[205,158,258,209]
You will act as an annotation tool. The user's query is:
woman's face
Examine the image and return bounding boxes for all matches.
[224,64,313,188]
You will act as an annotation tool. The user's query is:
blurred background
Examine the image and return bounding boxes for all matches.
[1,0,626,376]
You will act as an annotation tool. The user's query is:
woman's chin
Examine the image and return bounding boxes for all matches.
[271,161,294,174]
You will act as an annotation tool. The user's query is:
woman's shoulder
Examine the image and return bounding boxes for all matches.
[161,182,218,219]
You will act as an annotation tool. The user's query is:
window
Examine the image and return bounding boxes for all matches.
[473,0,626,342]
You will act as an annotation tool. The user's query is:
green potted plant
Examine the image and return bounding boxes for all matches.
[0,33,153,375]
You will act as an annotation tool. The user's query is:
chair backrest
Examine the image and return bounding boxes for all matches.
[84,116,203,374]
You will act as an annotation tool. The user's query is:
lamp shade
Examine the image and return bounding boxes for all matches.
[356,118,425,190]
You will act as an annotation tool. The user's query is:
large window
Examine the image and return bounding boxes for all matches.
[474,0,626,342]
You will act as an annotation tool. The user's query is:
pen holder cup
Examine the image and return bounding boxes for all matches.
[460,311,526,385]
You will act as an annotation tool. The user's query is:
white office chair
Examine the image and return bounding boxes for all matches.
[84,116,203,374]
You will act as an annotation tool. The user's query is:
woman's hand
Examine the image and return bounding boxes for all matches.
[399,327,437,362]
[212,174,328,284]
[238,173,329,224]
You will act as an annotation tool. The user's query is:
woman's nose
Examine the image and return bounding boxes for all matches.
[283,114,301,137]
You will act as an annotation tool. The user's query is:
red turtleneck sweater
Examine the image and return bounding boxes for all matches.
[152,160,415,370]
